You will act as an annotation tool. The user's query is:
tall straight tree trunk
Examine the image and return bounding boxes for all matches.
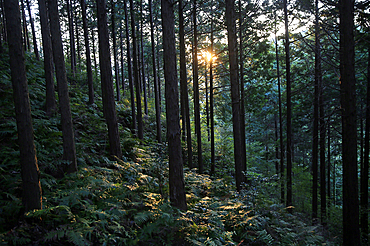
[124,0,136,134]
[205,64,209,141]
[179,0,191,165]
[239,0,246,174]
[1,0,7,45]
[38,0,56,115]
[120,24,125,96]
[193,0,202,173]
[327,117,331,217]
[111,0,120,101]
[274,14,284,204]
[25,0,39,60]
[130,0,143,139]
[319,82,326,224]
[140,0,148,115]
[67,0,76,77]
[48,0,77,173]
[339,0,360,243]
[75,12,81,70]
[360,43,370,241]
[312,0,319,223]
[80,0,94,104]
[161,0,187,211]
[20,0,30,51]
[150,0,161,143]
[284,0,293,211]
[210,21,215,175]
[5,0,42,211]
[226,0,243,191]
[274,114,279,173]
[91,28,98,81]
[96,0,122,157]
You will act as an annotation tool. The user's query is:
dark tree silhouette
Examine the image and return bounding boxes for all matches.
[48,0,77,173]
[161,0,187,211]
[96,0,122,157]
[5,0,42,212]
[339,0,360,243]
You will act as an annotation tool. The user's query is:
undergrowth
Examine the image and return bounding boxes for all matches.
[0,51,339,245]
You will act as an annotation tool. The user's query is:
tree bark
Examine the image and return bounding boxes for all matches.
[120,24,125,96]
[150,0,162,143]
[111,0,120,101]
[25,0,39,60]
[130,0,143,139]
[80,0,94,104]
[193,0,203,173]
[274,13,284,204]
[312,0,319,222]
[124,0,136,134]
[96,0,122,157]
[284,0,293,211]
[226,0,243,191]
[238,0,246,175]
[5,0,42,212]
[140,0,148,115]
[210,20,215,175]
[66,0,76,77]
[179,0,192,166]
[360,40,370,242]
[20,0,30,51]
[38,0,56,115]
[48,0,77,173]
[339,0,360,243]
[161,0,187,211]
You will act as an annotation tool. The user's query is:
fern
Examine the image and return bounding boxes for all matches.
[66,230,89,246]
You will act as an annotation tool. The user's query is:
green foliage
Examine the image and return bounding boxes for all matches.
[0,43,340,246]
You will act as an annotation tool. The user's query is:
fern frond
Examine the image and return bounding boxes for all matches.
[134,211,153,225]
[66,230,89,246]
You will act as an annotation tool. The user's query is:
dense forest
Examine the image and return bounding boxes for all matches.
[0,0,369,244]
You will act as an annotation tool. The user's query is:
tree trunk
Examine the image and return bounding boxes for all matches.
[80,0,94,104]
[140,0,148,115]
[161,0,187,211]
[111,0,120,101]
[319,83,326,224]
[75,10,81,71]
[130,0,143,139]
[312,0,319,223]
[193,0,202,173]
[360,42,370,242]
[48,0,77,174]
[38,0,56,115]
[120,24,125,96]
[239,0,246,175]
[25,0,39,60]
[339,0,360,243]
[5,0,42,212]
[274,13,284,204]
[91,28,98,82]
[66,0,76,77]
[124,0,136,134]
[210,20,215,175]
[96,0,122,157]
[226,0,243,191]
[1,0,7,46]
[150,0,161,143]
[327,117,331,217]
[20,0,30,51]
[284,0,293,211]
[179,0,191,165]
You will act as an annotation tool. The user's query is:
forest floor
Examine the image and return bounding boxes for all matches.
[0,53,341,245]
